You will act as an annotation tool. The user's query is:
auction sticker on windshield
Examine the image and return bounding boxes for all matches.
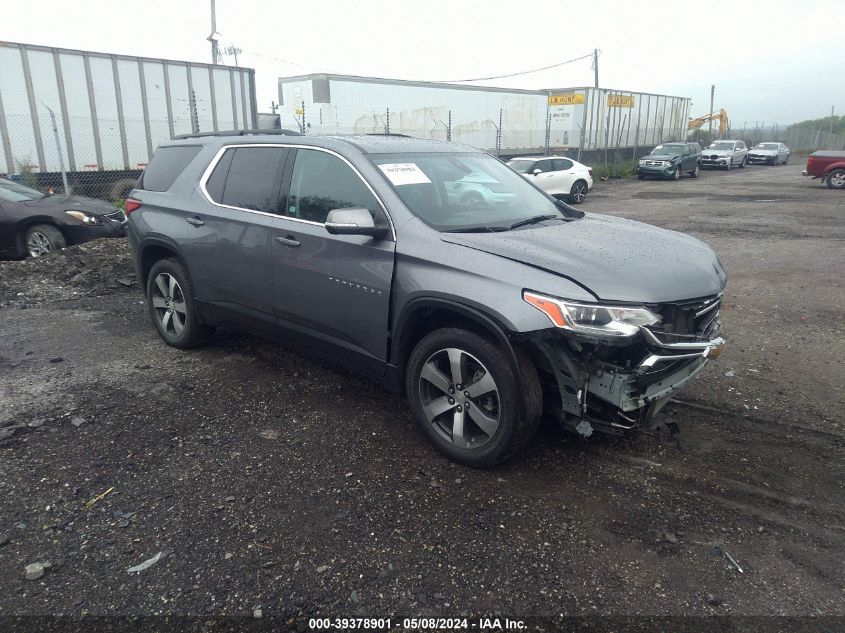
[378,163,432,186]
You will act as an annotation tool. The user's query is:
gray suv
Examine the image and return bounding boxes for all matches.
[126,132,727,467]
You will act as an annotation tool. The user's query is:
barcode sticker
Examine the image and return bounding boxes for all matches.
[378,163,432,186]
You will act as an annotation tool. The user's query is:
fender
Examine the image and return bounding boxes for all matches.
[390,297,527,412]
[824,161,845,175]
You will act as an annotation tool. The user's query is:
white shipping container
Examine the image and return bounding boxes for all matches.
[0,41,258,175]
[277,74,691,156]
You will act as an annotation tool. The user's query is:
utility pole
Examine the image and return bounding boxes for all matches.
[831,105,835,135]
[44,104,69,194]
[593,49,599,89]
[208,0,220,64]
[708,84,715,138]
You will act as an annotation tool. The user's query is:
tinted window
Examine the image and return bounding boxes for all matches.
[287,149,380,224]
[140,145,201,191]
[552,159,574,170]
[212,147,288,213]
[535,159,553,172]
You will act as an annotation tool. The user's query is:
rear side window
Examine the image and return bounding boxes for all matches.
[206,147,289,213]
[139,145,201,191]
[553,159,573,170]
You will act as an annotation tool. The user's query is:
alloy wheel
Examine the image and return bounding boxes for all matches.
[571,182,587,203]
[418,348,500,449]
[27,232,51,257]
[830,171,845,188]
[151,272,188,336]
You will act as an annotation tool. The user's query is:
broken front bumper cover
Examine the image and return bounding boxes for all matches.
[532,325,725,436]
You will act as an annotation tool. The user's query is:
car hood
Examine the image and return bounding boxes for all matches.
[23,195,118,215]
[705,149,732,156]
[440,214,726,303]
[643,153,680,161]
[750,149,777,155]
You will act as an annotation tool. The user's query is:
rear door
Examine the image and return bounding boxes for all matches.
[552,158,576,193]
[187,144,290,334]
[271,147,395,372]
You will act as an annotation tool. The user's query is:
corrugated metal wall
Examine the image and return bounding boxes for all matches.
[0,41,257,174]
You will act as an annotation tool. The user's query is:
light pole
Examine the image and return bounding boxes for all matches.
[208,0,221,64]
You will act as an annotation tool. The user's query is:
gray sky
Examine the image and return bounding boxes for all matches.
[2,0,842,125]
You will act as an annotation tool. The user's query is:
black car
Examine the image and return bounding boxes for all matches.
[0,178,126,258]
[637,142,702,180]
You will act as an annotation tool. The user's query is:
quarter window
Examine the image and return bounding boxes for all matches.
[206,147,289,213]
[286,149,381,224]
[139,145,201,192]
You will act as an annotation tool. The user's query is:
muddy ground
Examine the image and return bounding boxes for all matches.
[0,163,842,625]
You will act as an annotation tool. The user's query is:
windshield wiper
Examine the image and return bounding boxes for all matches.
[508,214,563,229]
[443,225,509,233]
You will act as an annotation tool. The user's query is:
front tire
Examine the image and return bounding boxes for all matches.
[568,180,588,204]
[671,166,681,181]
[405,328,541,468]
[689,163,700,178]
[25,224,66,258]
[827,169,845,189]
[146,258,215,348]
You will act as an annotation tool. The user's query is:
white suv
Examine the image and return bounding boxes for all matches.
[701,140,748,170]
[507,156,594,204]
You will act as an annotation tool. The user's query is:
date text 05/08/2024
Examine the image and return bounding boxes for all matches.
[308,617,527,630]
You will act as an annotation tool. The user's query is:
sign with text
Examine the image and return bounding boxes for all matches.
[608,95,635,108]
[548,93,584,106]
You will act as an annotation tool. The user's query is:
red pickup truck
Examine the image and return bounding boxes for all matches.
[803,150,845,189]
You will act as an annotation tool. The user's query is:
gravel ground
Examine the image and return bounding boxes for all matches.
[0,163,842,626]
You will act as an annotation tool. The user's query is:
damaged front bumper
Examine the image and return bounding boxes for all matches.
[527,314,725,436]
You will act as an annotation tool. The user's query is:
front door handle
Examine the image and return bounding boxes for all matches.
[185,217,205,227]
[275,235,301,247]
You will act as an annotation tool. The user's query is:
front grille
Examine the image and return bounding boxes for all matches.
[643,160,664,167]
[104,210,126,223]
[647,295,721,341]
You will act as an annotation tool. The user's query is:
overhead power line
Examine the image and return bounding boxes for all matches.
[432,52,594,83]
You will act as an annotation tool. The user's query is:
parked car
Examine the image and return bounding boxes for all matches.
[0,177,126,259]
[802,150,845,189]
[701,140,748,170]
[747,142,790,165]
[126,133,727,467]
[506,156,593,203]
[446,171,518,208]
[636,142,702,180]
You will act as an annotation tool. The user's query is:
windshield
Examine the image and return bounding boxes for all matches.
[0,177,46,202]
[755,143,779,150]
[506,159,536,174]
[369,152,570,232]
[709,142,735,150]
[651,144,683,155]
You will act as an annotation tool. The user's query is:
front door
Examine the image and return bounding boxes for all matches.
[272,147,395,372]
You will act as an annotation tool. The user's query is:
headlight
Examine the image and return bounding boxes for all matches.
[523,291,660,337]
[638,160,646,166]
[65,210,103,225]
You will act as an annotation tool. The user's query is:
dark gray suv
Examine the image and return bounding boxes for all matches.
[126,132,727,467]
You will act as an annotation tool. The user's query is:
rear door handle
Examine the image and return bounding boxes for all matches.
[275,235,301,247]
[185,217,205,227]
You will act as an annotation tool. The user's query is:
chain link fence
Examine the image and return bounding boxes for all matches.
[5,102,845,200]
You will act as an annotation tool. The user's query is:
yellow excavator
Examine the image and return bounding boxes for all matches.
[688,109,728,136]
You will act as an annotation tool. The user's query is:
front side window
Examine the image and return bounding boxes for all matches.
[709,142,735,150]
[506,159,537,174]
[370,151,573,232]
[206,147,289,213]
[286,149,381,224]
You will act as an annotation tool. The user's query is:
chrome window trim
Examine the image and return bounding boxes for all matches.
[198,143,397,239]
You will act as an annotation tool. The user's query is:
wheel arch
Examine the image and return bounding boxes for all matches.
[824,162,845,175]
[390,298,526,405]
[137,237,188,289]
[16,218,68,254]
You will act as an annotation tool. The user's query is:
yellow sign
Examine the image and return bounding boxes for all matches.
[548,93,584,106]
[294,108,304,115]
[608,95,635,108]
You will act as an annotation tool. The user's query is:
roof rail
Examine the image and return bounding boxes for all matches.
[364,133,412,138]
[173,129,303,140]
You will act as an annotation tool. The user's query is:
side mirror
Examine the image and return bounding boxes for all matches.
[533,169,543,175]
[325,208,388,238]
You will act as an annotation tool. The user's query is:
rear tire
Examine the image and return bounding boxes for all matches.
[568,180,588,204]
[146,258,215,349]
[739,157,746,168]
[405,327,542,468]
[25,224,66,258]
[827,169,845,189]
